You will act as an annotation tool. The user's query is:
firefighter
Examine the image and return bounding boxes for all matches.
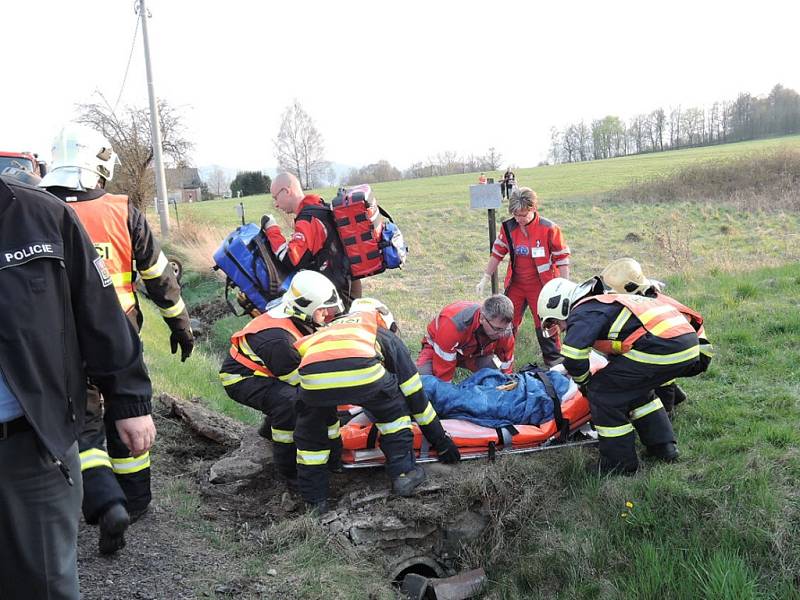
[39,124,194,554]
[350,298,461,463]
[538,277,702,474]
[417,295,516,383]
[262,171,360,308]
[476,187,570,367]
[294,304,442,513]
[218,271,344,483]
[600,258,714,418]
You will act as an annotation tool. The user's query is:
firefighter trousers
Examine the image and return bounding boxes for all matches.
[223,377,300,479]
[79,385,150,523]
[587,357,697,472]
[505,282,562,365]
[295,372,415,504]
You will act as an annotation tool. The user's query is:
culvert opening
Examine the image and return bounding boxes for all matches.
[390,556,443,586]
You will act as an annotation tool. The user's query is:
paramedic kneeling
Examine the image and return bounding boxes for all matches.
[263,172,359,307]
[538,278,701,475]
[417,295,515,382]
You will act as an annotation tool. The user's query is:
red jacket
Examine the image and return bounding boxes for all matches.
[266,195,328,266]
[492,213,570,289]
[420,301,515,382]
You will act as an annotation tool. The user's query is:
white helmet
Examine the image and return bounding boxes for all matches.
[39,124,117,191]
[537,277,597,336]
[601,258,664,295]
[268,270,343,324]
[350,297,397,332]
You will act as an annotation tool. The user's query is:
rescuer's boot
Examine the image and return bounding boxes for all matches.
[98,502,130,555]
[392,466,426,497]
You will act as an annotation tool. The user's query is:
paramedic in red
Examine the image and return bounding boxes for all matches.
[417,295,515,383]
[476,187,570,367]
[263,171,360,307]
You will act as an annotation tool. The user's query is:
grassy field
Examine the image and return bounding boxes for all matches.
[141,137,800,598]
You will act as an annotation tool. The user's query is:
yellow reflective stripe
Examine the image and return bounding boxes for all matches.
[300,363,386,390]
[659,379,676,387]
[297,449,330,465]
[272,428,294,444]
[219,372,248,386]
[296,327,374,355]
[625,345,700,365]
[608,307,631,340]
[138,252,169,279]
[649,315,692,336]
[111,272,134,286]
[239,338,265,366]
[80,448,112,471]
[278,369,300,386]
[117,291,137,311]
[630,398,664,420]
[327,421,341,439]
[595,423,635,438]
[561,344,591,360]
[637,304,676,325]
[413,402,437,426]
[301,339,376,360]
[611,340,624,353]
[400,373,423,396]
[700,341,714,357]
[111,452,151,475]
[376,415,412,435]
[159,297,186,319]
[573,370,591,384]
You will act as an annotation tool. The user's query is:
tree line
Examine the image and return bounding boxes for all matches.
[549,84,800,164]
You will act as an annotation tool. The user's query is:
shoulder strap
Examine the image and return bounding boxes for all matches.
[501,218,515,268]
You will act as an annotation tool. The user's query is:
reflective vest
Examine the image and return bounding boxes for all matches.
[295,311,385,390]
[68,193,136,313]
[229,313,304,378]
[574,294,696,356]
[655,292,706,339]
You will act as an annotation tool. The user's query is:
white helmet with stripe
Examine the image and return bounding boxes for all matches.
[350,297,397,332]
[537,277,597,337]
[268,270,343,325]
[39,123,117,191]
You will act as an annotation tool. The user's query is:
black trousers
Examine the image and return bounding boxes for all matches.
[0,432,82,600]
[224,376,300,479]
[294,372,415,504]
[79,385,150,522]
[588,357,698,471]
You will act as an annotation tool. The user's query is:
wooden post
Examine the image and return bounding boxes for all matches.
[487,208,498,294]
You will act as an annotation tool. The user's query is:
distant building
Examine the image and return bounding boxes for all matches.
[165,167,203,203]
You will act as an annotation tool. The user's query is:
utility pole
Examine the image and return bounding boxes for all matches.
[138,0,170,237]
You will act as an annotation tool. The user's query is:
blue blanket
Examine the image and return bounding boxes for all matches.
[422,368,572,428]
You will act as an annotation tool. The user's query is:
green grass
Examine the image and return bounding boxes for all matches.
[139,138,800,597]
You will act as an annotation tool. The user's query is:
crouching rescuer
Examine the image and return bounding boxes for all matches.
[219,271,344,483]
[294,299,459,512]
[538,277,703,474]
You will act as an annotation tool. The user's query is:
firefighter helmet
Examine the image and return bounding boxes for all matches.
[269,270,343,325]
[39,124,117,191]
[537,277,597,337]
[601,258,653,295]
[350,297,398,332]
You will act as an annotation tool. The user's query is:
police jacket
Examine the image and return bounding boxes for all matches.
[0,177,152,474]
[47,187,190,334]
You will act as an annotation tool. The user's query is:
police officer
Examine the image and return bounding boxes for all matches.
[40,124,193,554]
[219,271,344,483]
[0,173,154,599]
[538,278,702,474]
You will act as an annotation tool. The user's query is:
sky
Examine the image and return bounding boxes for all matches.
[5,0,800,174]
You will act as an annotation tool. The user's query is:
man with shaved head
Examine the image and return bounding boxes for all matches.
[263,172,359,306]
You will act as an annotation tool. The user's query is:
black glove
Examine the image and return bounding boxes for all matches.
[434,436,461,464]
[170,328,194,362]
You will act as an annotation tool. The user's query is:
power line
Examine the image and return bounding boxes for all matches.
[113,5,141,114]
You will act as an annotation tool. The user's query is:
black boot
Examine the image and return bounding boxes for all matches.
[98,502,130,555]
[644,442,680,462]
[392,466,426,497]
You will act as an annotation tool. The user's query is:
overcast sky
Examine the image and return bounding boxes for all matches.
[5,0,799,173]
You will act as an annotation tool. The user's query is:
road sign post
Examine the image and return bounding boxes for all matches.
[469,183,503,294]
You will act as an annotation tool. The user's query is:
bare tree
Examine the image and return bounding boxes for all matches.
[76,97,192,210]
[207,166,230,198]
[483,147,503,170]
[274,100,328,189]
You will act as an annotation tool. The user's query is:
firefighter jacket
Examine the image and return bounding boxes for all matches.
[47,187,190,334]
[650,291,714,371]
[265,195,350,294]
[0,176,151,475]
[561,294,700,385]
[421,301,515,383]
[492,213,570,289]
[376,327,447,446]
[219,312,313,388]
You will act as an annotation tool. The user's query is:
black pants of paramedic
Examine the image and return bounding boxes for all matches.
[587,356,699,472]
[295,372,415,504]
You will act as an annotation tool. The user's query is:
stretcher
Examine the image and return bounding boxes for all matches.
[340,355,606,468]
